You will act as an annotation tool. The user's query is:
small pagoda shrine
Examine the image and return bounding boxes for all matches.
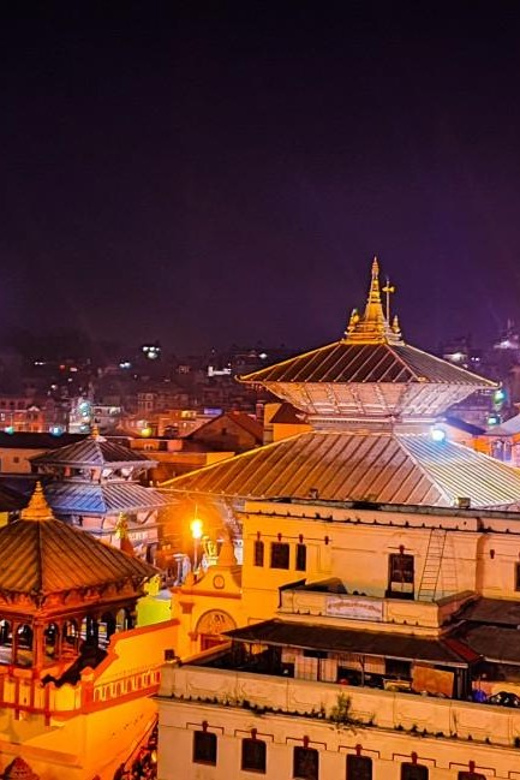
[0,483,175,779]
[0,482,156,672]
[30,430,170,558]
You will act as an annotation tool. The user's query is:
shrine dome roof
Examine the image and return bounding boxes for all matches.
[0,483,156,597]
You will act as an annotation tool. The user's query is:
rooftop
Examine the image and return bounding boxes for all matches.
[161,428,520,509]
[240,259,494,392]
[31,433,154,468]
[0,484,156,598]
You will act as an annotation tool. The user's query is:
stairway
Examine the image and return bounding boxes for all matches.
[417,528,448,601]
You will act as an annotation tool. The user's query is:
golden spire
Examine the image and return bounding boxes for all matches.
[344,257,404,345]
[21,482,54,522]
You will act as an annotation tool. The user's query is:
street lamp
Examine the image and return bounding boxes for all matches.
[190,517,203,571]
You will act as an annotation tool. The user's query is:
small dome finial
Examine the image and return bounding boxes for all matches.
[21,482,54,522]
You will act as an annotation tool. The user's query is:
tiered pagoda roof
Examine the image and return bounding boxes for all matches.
[31,434,153,469]
[29,431,171,519]
[162,428,520,509]
[0,484,156,600]
[162,259,520,511]
[240,259,495,421]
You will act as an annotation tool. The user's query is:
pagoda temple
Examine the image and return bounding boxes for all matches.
[29,430,170,559]
[162,259,520,511]
[0,482,176,779]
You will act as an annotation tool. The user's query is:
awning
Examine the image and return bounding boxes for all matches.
[225,620,477,668]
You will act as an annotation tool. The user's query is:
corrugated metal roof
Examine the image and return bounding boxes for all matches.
[462,625,520,665]
[457,598,520,627]
[224,619,474,667]
[44,480,171,516]
[239,341,495,388]
[0,516,157,596]
[31,437,152,467]
[161,429,520,509]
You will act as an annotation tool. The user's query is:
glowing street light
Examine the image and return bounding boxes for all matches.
[190,517,203,571]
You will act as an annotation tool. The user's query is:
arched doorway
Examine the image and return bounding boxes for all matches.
[195,610,237,651]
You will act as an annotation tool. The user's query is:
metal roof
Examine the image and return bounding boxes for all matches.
[239,341,495,388]
[457,598,520,627]
[0,515,156,597]
[44,480,171,516]
[161,429,520,509]
[461,625,520,665]
[31,437,153,468]
[224,619,475,667]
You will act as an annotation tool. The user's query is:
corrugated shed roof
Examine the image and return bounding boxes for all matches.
[31,437,152,467]
[0,516,156,596]
[44,480,171,516]
[239,341,495,388]
[462,625,520,664]
[224,619,474,666]
[457,598,520,627]
[161,429,520,509]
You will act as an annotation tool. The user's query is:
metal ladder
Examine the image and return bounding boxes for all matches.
[417,528,448,601]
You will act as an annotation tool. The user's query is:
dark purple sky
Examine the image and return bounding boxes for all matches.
[1,2,520,353]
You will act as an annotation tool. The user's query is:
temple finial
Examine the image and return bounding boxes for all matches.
[343,258,404,345]
[21,481,54,522]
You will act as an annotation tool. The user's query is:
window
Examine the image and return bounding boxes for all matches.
[458,774,486,780]
[293,746,319,780]
[271,542,290,569]
[193,730,217,765]
[347,754,372,779]
[242,738,266,773]
[515,562,520,591]
[388,553,414,596]
[254,540,265,567]
[402,764,429,780]
[385,659,411,679]
[296,543,307,571]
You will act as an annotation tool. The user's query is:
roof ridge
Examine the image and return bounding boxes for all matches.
[385,343,422,382]
[390,432,454,506]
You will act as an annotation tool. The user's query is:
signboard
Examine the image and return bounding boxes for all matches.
[325,596,384,622]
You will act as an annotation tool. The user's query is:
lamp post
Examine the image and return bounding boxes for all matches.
[190,518,203,572]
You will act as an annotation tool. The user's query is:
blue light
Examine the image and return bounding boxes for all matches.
[431,426,446,442]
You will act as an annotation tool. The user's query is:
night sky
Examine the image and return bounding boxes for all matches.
[1,3,520,354]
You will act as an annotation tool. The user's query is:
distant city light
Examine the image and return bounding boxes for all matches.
[4,427,14,434]
[142,345,161,360]
[119,361,132,369]
[50,425,64,436]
